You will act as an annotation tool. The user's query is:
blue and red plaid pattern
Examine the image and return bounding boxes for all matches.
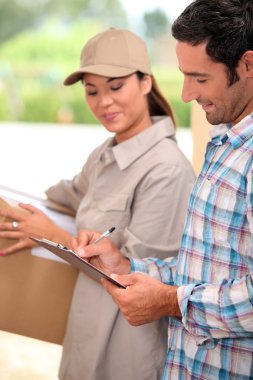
[131,113,253,379]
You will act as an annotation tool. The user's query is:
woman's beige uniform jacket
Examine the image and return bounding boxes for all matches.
[46,116,196,380]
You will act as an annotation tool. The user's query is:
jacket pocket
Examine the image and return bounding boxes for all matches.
[98,194,129,212]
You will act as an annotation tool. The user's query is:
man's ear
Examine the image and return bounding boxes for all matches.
[242,51,253,74]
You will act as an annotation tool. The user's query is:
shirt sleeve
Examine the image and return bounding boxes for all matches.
[177,168,253,347]
[120,163,195,261]
[45,173,87,212]
[130,256,178,285]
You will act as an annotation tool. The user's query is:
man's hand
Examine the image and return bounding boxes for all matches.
[72,230,131,275]
[101,272,181,326]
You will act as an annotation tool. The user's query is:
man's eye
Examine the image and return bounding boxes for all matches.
[197,79,207,83]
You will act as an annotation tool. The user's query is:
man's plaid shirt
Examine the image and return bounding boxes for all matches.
[131,113,253,379]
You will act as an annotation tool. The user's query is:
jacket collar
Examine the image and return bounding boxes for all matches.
[111,116,176,170]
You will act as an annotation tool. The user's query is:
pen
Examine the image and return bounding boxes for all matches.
[93,227,116,244]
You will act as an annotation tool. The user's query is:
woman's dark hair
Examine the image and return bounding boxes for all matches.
[172,0,253,85]
[136,72,176,126]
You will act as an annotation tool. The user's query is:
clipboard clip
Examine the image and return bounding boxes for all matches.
[34,238,69,251]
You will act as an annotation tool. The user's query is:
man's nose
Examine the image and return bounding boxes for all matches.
[181,79,198,103]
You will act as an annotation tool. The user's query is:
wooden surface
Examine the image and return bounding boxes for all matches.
[191,103,212,175]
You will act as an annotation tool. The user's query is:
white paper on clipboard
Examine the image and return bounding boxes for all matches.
[30,237,126,289]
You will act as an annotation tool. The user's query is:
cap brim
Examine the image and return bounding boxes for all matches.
[64,65,138,85]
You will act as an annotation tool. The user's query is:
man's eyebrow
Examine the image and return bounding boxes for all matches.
[179,68,209,77]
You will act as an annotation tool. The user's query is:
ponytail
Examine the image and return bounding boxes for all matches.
[136,71,176,126]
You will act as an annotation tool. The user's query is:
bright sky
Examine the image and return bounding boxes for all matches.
[120,0,192,21]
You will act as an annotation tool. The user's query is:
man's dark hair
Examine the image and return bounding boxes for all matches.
[172,0,253,85]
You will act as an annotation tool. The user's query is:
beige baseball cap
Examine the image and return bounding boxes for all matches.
[64,28,151,85]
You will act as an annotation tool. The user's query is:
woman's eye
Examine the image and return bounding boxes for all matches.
[87,91,97,96]
[111,84,123,91]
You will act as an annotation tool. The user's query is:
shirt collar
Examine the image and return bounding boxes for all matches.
[111,116,175,170]
[209,112,253,148]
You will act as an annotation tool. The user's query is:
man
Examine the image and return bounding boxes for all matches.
[74,0,253,378]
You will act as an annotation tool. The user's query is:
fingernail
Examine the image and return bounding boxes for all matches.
[0,251,6,256]
[77,248,85,257]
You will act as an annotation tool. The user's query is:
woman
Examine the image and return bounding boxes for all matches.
[0,28,195,379]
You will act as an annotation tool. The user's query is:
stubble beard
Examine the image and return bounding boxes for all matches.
[205,108,226,125]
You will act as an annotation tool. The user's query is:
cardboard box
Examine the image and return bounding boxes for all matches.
[0,189,78,344]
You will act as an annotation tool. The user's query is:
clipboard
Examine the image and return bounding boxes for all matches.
[30,237,126,289]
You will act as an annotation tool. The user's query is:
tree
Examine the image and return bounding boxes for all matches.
[143,8,170,40]
[0,0,46,44]
[0,0,127,45]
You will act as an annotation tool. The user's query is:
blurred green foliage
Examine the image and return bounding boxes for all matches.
[0,19,190,127]
[0,0,126,44]
[144,9,170,39]
[153,68,190,127]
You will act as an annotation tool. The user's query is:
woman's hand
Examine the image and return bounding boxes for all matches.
[72,230,131,275]
[0,202,60,255]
